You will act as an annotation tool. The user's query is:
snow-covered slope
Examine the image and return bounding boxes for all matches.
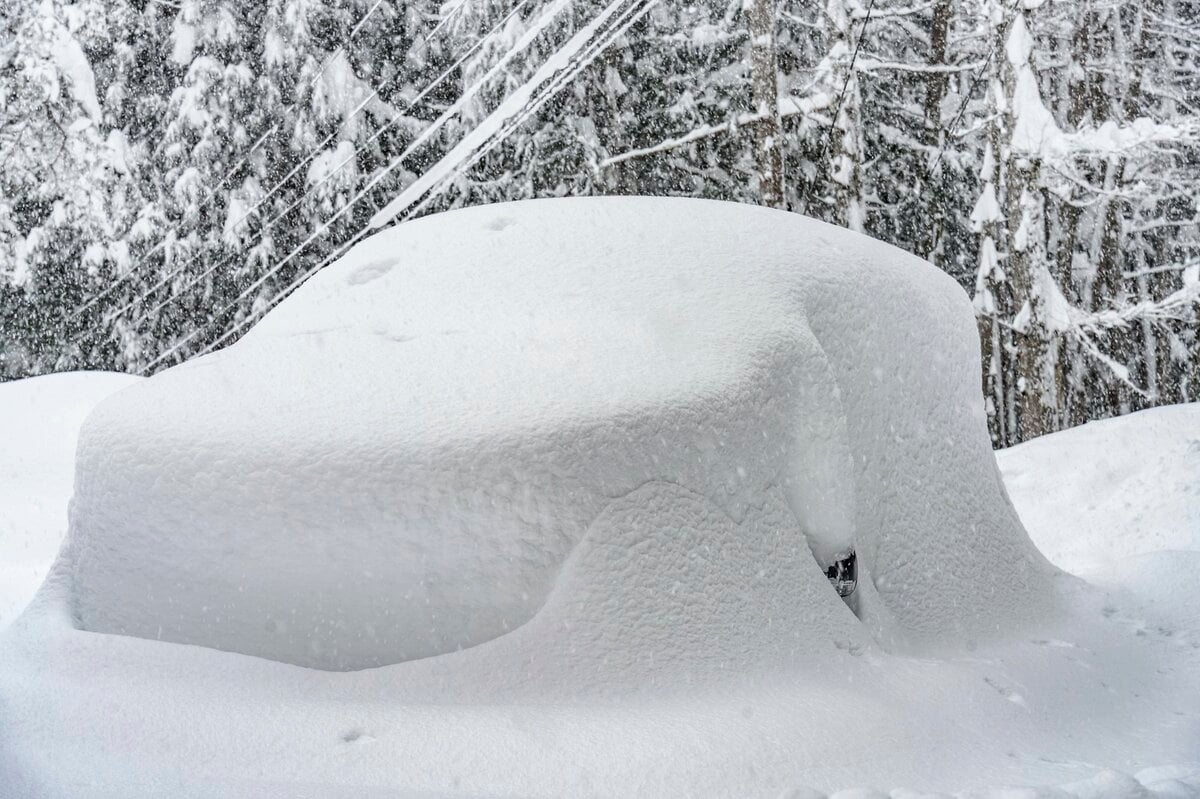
[998,404,1200,573]
[0,372,140,627]
[0,201,1196,798]
[67,197,1051,670]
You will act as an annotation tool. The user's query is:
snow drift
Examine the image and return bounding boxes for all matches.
[0,371,140,627]
[998,404,1200,574]
[66,197,1053,670]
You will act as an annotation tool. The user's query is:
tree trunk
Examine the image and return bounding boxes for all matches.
[748,0,784,209]
[823,0,866,232]
[973,0,1010,445]
[1003,8,1054,441]
[917,0,953,260]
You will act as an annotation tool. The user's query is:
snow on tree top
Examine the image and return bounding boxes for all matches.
[68,197,1053,671]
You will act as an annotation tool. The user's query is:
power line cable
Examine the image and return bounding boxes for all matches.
[374,0,655,228]
[140,0,557,370]
[155,0,654,371]
[815,0,876,169]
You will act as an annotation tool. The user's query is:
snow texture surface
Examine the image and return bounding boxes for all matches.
[0,372,140,627]
[67,197,1052,670]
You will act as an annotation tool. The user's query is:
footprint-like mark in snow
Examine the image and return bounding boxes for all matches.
[1032,638,1079,649]
[347,258,395,286]
[984,676,1029,708]
[340,728,374,744]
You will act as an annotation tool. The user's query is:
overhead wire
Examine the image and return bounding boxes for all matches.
[815,0,876,169]
[154,0,655,371]
[141,0,554,370]
[386,0,659,225]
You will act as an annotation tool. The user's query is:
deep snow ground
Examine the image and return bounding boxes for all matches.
[1,388,1198,798]
[0,372,140,626]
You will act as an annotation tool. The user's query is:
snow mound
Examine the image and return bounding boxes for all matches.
[0,372,141,627]
[68,197,1053,670]
[997,404,1200,573]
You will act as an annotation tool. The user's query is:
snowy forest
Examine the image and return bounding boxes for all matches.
[0,0,1197,446]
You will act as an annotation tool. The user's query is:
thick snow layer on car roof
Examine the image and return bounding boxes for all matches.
[68,197,1053,670]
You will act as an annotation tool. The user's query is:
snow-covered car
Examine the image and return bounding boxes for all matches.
[4,198,1193,798]
[62,196,1052,670]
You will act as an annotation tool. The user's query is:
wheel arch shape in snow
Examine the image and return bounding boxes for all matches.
[65,197,1056,671]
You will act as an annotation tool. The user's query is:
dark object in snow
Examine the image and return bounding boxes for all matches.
[825,548,857,597]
